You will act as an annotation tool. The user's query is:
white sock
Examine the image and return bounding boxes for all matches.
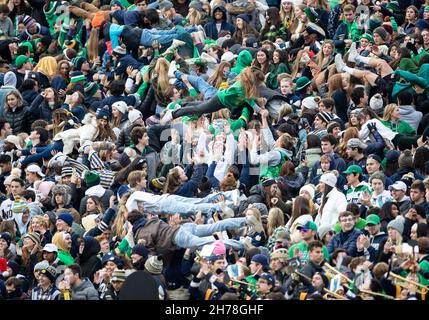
[343,66,355,75]
[356,56,370,65]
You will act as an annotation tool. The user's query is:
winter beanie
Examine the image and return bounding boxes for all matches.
[145,255,163,275]
[398,150,413,168]
[84,170,101,188]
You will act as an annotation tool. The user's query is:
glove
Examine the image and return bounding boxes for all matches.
[406,42,418,55]
[367,122,377,133]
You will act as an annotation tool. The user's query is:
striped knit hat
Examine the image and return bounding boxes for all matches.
[24,232,41,247]
[72,56,86,71]
[18,15,37,30]
[61,166,73,178]
[145,255,163,275]
[84,82,100,98]
[70,71,86,84]
[12,197,29,214]
[111,269,127,282]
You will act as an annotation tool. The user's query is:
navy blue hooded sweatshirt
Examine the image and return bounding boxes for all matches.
[204,5,235,40]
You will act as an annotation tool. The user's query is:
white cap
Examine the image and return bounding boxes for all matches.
[389,181,407,192]
[369,93,383,111]
[221,51,237,62]
[42,243,58,253]
[128,108,143,124]
[26,164,45,177]
[112,101,128,115]
[301,97,319,110]
[320,172,337,188]
[300,184,316,199]
[4,135,20,149]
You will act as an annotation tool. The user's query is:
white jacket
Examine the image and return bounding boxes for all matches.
[315,188,347,229]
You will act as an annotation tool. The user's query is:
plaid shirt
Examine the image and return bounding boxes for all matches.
[31,284,61,300]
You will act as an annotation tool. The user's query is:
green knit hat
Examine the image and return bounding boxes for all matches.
[70,71,87,84]
[360,33,374,44]
[368,18,382,32]
[386,1,400,11]
[399,58,419,74]
[84,82,100,98]
[304,7,321,24]
[12,197,29,214]
[83,170,100,187]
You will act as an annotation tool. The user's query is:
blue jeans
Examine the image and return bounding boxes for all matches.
[160,191,236,217]
[140,26,196,47]
[173,217,246,250]
[175,71,217,101]
[21,140,64,166]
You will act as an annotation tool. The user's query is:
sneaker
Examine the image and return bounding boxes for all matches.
[245,215,264,233]
[240,237,255,251]
[168,60,177,78]
[160,109,174,125]
[347,42,358,63]
[171,39,186,50]
[201,52,217,64]
[196,25,206,38]
[335,53,346,73]
[220,203,234,219]
[231,189,240,206]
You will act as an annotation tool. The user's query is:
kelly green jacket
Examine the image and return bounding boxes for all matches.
[217,81,257,111]
[380,119,415,135]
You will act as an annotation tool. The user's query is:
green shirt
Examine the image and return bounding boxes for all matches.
[58,249,75,266]
[334,217,366,233]
[346,182,372,205]
[289,241,330,265]
[267,63,290,89]
[217,81,257,112]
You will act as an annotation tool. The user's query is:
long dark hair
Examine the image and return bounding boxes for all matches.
[413,147,429,176]
[289,196,310,226]
[252,48,270,75]
[113,157,147,186]
[379,202,399,223]
[319,184,334,215]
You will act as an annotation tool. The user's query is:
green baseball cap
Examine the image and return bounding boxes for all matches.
[15,55,32,68]
[366,214,380,226]
[343,165,363,175]
[298,221,318,232]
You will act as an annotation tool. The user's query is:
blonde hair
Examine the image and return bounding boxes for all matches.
[28,216,48,233]
[186,8,203,25]
[87,28,100,63]
[383,103,398,122]
[238,67,264,100]
[279,0,295,27]
[208,61,230,89]
[52,231,70,252]
[112,193,131,237]
[154,58,171,97]
[267,208,284,237]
